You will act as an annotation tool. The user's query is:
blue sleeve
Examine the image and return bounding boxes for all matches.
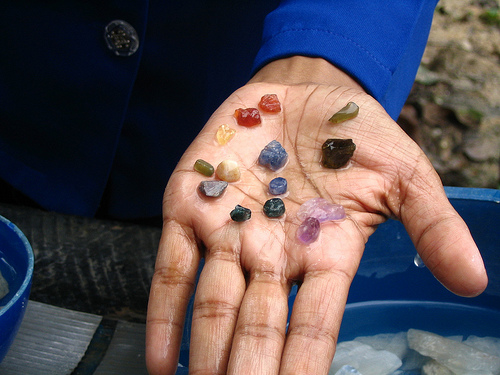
[252,0,439,119]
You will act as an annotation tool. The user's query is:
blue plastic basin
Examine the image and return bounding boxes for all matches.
[0,215,34,363]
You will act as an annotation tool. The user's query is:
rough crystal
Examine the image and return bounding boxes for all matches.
[193,159,214,177]
[216,160,241,182]
[328,102,359,124]
[407,329,500,375]
[263,198,285,218]
[259,94,281,113]
[329,341,402,375]
[259,140,288,171]
[216,124,236,145]
[297,217,320,244]
[268,177,287,195]
[322,139,356,169]
[464,336,500,357]
[198,180,228,197]
[334,365,363,375]
[297,198,346,222]
[234,108,261,127]
[230,205,251,222]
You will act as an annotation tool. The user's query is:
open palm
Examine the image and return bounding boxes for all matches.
[147,82,487,374]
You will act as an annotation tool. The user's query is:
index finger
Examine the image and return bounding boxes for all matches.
[146,219,201,375]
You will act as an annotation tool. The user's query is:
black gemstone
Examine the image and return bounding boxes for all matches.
[321,138,356,169]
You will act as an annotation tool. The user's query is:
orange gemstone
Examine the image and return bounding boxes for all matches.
[215,124,236,145]
[259,94,281,113]
[234,108,261,127]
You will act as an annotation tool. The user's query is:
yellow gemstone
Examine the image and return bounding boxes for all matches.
[216,160,240,182]
[216,124,236,145]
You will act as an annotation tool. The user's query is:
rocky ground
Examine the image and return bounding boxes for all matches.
[397,0,500,189]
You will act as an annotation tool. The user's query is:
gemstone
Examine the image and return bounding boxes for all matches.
[198,180,228,197]
[258,140,288,171]
[258,94,281,113]
[230,205,251,222]
[216,160,241,182]
[321,138,356,169]
[297,198,346,222]
[234,108,261,127]
[297,217,320,244]
[263,198,285,218]
[215,124,236,145]
[193,159,214,177]
[328,102,359,124]
[268,177,287,195]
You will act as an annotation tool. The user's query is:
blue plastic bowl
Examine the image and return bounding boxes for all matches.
[0,215,34,363]
[176,187,500,373]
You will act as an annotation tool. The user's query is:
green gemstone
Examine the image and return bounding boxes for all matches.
[321,138,356,169]
[263,198,285,218]
[230,205,252,222]
[194,159,214,177]
[328,102,359,124]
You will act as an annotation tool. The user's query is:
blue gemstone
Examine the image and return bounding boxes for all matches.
[258,140,288,171]
[268,177,287,195]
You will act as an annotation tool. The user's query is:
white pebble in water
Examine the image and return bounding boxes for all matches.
[332,330,500,374]
[355,332,409,360]
[422,359,454,375]
[407,329,500,375]
[329,341,402,375]
[334,365,363,375]
[464,336,500,357]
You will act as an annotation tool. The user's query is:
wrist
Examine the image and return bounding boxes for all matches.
[249,56,365,92]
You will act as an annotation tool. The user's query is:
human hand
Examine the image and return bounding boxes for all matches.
[146,59,487,375]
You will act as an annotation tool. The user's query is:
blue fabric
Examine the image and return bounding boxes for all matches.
[253,0,438,119]
[0,0,437,219]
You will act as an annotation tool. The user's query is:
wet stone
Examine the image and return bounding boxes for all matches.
[259,94,281,113]
[230,205,251,222]
[297,198,346,222]
[263,198,285,218]
[328,102,359,124]
[259,140,288,171]
[198,180,228,198]
[234,108,261,127]
[321,138,356,169]
[216,124,236,145]
[194,159,214,177]
[297,217,321,244]
[268,177,287,195]
[216,160,241,182]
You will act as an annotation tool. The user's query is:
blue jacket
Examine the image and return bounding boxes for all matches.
[0,0,437,219]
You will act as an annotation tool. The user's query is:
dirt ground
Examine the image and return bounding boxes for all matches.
[397,0,500,188]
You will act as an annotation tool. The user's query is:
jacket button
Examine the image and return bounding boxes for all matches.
[104,20,139,57]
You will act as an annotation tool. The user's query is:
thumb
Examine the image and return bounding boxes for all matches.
[399,170,488,297]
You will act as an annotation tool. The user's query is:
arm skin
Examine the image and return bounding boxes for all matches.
[146,56,487,375]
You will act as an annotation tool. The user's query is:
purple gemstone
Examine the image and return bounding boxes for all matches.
[297,217,321,244]
[297,198,345,222]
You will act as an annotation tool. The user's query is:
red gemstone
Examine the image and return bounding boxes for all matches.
[258,94,281,113]
[234,108,261,127]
